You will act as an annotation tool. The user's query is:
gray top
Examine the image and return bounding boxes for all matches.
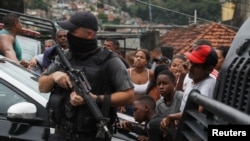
[155,91,183,116]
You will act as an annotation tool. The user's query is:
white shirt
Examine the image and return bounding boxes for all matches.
[180,75,216,112]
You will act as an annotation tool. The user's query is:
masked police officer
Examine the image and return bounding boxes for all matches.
[38,11,135,141]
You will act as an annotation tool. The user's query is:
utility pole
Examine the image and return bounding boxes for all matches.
[148,0,152,30]
[194,9,197,24]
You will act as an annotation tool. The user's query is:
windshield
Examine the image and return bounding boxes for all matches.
[0,58,50,100]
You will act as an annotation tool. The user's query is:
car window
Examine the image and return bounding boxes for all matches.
[0,59,50,100]
[0,83,26,114]
[16,35,42,61]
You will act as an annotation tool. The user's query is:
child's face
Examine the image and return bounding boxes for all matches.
[157,74,175,98]
[133,101,147,123]
[170,58,185,77]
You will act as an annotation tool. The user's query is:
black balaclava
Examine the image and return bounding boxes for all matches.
[67,33,98,53]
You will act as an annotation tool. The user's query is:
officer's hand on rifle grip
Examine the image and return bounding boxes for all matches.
[52,71,73,89]
[70,91,84,106]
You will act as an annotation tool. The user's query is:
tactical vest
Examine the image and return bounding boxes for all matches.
[46,48,117,133]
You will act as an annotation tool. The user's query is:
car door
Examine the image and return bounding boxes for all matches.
[0,77,50,125]
[0,79,50,141]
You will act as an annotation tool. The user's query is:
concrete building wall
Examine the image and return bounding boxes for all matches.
[241,0,250,20]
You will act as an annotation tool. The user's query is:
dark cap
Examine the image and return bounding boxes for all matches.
[185,45,218,66]
[57,11,98,31]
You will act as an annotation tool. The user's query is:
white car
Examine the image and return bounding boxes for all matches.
[0,56,137,141]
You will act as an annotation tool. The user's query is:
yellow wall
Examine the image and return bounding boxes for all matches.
[222,2,235,21]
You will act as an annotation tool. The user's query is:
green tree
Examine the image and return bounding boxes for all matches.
[98,12,108,23]
[98,12,120,24]
[108,17,121,24]
[25,0,51,10]
[124,0,221,25]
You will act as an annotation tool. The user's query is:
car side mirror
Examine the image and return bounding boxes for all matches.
[5,102,50,140]
[7,102,43,125]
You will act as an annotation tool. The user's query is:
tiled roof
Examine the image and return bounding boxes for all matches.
[159,22,236,55]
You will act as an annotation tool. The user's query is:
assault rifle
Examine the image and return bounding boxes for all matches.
[55,46,112,139]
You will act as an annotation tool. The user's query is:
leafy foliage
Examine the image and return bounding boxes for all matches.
[25,0,51,10]
[98,12,108,23]
[98,12,121,24]
[123,0,221,25]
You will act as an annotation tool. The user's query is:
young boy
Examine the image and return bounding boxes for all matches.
[160,45,218,138]
[118,95,162,141]
[156,70,183,116]
[150,70,183,141]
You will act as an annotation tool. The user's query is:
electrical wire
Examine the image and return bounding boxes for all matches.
[135,0,239,29]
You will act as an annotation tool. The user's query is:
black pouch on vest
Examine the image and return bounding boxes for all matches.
[74,106,97,132]
[46,86,70,126]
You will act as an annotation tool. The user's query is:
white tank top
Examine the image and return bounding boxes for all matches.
[129,68,150,95]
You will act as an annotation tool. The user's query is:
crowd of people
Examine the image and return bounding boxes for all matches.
[0,11,230,141]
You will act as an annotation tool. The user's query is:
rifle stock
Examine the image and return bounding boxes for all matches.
[55,46,112,138]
